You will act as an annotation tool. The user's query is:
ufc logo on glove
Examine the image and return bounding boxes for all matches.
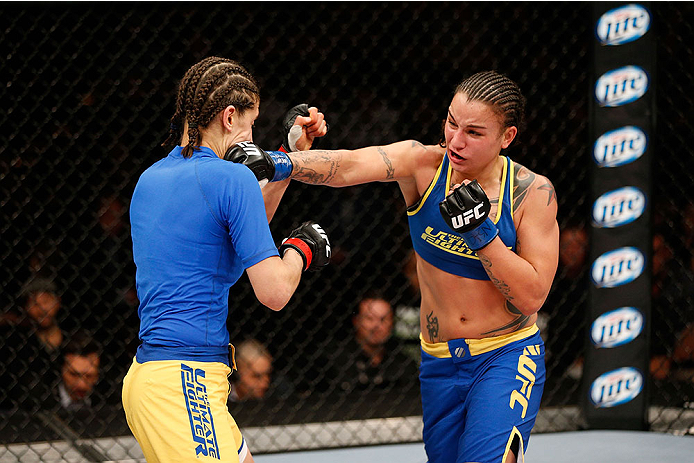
[451,203,486,229]
[311,224,331,258]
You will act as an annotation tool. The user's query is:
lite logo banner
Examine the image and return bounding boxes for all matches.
[592,187,646,228]
[591,247,645,288]
[586,1,653,430]
[590,367,643,408]
[591,307,644,348]
[595,65,649,107]
[593,126,647,168]
[596,4,651,46]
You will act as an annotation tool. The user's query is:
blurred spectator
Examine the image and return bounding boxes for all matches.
[544,224,589,379]
[322,291,419,394]
[71,192,139,402]
[0,278,63,410]
[88,193,137,308]
[393,249,422,361]
[558,226,588,280]
[27,241,62,281]
[57,332,101,411]
[673,323,694,383]
[21,278,64,352]
[650,231,678,380]
[229,339,273,402]
[651,229,694,381]
[683,202,694,255]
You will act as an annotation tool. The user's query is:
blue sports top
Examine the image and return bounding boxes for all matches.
[130,146,279,364]
[407,154,517,280]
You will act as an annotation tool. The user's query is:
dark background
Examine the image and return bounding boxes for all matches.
[1,1,693,453]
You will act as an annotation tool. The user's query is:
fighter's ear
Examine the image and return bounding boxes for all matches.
[501,126,517,149]
[221,105,237,132]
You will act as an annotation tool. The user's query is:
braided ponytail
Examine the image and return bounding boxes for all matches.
[164,57,260,158]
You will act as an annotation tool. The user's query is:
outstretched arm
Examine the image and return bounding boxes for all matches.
[288,140,432,187]
[228,139,443,205]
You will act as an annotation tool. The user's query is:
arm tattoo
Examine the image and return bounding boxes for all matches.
[537,180,556,206]
[410,140,427,150]
[481,301,531,335]
[377,147,395,180]
[512,164,536,212]
[291,150,341,184]
[479,254,514,301]
[426,311,440,342]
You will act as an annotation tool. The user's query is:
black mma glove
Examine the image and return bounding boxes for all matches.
[439,180,499,251]
[223,141,293,187]
[280,103,329,152]
[279,221,331,272]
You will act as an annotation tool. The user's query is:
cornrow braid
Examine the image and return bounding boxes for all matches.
[182,60,259,158]
[162,57,228,148]
[163,57,260,158]
[456,71,526,133]
[198,79,258,129]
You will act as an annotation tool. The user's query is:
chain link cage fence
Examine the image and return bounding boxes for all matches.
[1,1,693,460]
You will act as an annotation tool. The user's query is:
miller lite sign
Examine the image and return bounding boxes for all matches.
[590,367,643,408]
[591,307,644,348]
[596,4,651,46]
[595,66,649,107]
[591,247,645,288]
[593,126,647,168]
[592,187,646,228]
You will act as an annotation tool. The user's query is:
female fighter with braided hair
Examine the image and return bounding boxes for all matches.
[230,71,559,463]
[122,57,328,463]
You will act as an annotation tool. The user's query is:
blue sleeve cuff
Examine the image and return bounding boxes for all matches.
[461,218,499,251]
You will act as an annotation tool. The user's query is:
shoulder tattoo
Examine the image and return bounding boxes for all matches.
[512,164,536,212]
[537,179,556,206]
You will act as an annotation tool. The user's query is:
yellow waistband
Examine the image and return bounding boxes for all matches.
[420,324,539,358]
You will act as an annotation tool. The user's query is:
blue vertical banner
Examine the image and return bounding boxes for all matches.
[583,2,654,430]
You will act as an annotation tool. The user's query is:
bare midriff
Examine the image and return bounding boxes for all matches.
[417,255,537,343]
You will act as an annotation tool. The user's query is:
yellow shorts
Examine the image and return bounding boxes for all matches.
[122,358,248,462]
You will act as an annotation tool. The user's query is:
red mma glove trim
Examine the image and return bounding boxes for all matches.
[283,237,313,271]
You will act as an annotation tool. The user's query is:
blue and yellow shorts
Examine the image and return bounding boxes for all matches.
[419,324,545,463]
[122,358,248,463]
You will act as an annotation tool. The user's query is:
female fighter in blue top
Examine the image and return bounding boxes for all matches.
[230,71,559,463]
[123,56,329,463]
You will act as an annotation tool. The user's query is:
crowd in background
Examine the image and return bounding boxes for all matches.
[2,1,693,443]
[2,174,693,437]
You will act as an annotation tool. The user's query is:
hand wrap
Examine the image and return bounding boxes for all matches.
[280,103,329,152]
